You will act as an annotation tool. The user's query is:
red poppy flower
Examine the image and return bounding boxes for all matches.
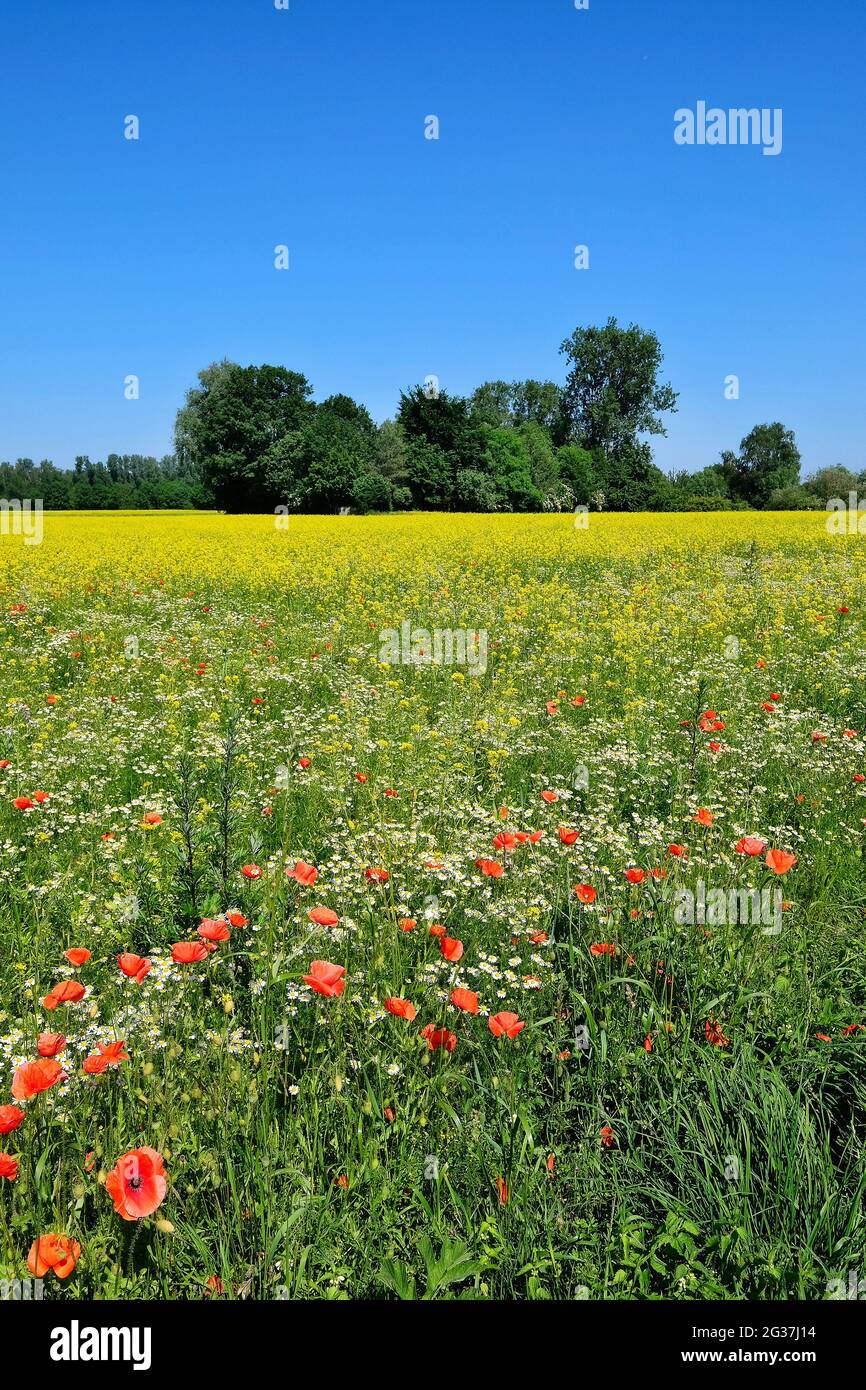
[197,916,231,944]
[558,827,580,845]
[624,868,645,884]
[428,922,445,937]
[693,808,714,826]
[141,812,163,826]
[307,906,339,927]
[226,911,247,927]
[384,997,417,1021]
[105,1147,167,1221]
[440,936,464,962]
[492,832,518,851]
[298,757,312,769]
[765,848,797,875]
[573,883,596,904]
[0,1105,25,1134]
[735,836,766,856]
[590,942,618,957]
[117,953,151,983]
[11,1058,66,1101]
[398,917,416,932]
[171,940,210,964]
[241,863,262,879]
[475,858,504,877]
[705,1017,730,1047]
[450,988,479,1014]
[43,980,86,1010]
[32,790,50,804]
[496,1175,509,1205]
[13,796,34,811]
[365,867,390,884]
[27,1234,81,1279]
[600,1126,616,1148]
[0,1153,18,1181]
[37,1033,66,1058]
[353,772,368,784]
[489,1011,525,1038]
[667,843,686,857]
[302,960,346,998]
[288,860,318,886]
[420,1024,457,1053]
[540,790,559,804]
[63,948,91,967]
[82,1039,129,1075]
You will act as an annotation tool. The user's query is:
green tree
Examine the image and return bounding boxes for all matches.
[374,420,411,486]
[451,468,500,512]
[266,402,374,512]
[556,444,596,506]
[403,437,453,509]
[175,361,314,512]
[352,472,393,513]
[470,379,562,434]
[483,428,542,511]
[596,443,675,512]
[559,318,678,458]
[727,423,801,508]
[802,466,859,504]
[397,386,487,473]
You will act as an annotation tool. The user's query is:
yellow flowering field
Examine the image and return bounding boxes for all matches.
[1,509,865,1301]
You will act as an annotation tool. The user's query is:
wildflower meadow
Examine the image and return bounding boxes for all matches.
[0,509,864,1303]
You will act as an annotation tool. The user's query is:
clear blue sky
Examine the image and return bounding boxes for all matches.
[1,0,863,476]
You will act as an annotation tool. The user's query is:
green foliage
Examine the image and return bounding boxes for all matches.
[483,428,542,511]
[727,422,802,508]
[451,468,500,512]
[556,444,597,506]
[559,317,679,456]
[2,332,822,516]
[803,467,862,503]
[175,361,314,512]
[0,456,211,510]
[266,402,374,512]
[351,472,393,514]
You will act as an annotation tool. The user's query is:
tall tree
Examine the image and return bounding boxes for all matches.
[559,318,678,458]
[397,386,487,474]
[265,400,374,512]
[175,361,314,512]
[727,423,801,507]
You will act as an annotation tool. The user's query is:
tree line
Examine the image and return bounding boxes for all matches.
[3,320,859,513]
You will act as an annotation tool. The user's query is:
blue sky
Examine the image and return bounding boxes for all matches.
[0,0,863,475]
